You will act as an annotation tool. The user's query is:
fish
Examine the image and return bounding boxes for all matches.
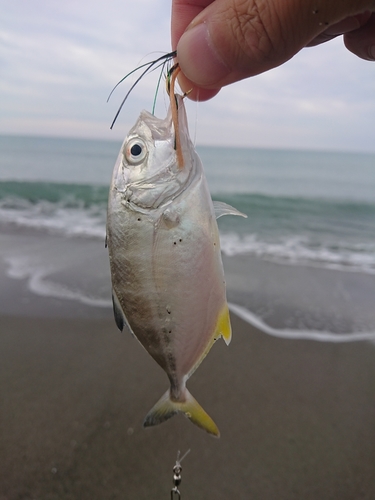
[106,72,245,436]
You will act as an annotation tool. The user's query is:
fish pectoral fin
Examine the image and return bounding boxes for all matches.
[213,200,247,219]
[215,304,232,345]
[143,389,220,437]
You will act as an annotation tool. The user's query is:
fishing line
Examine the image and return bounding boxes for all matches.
[192,89,200,147]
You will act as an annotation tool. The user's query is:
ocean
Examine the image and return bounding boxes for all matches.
[1,134,375,341]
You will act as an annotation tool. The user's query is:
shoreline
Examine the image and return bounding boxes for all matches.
[3,259,375,341]
[1,224,375,337]
[2,261,375,342]
[229,302,375,343]
[1,312,375,499]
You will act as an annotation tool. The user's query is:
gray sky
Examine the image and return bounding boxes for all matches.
[1,0,375,152]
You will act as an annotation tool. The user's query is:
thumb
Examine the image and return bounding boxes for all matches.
[176,0,373,95]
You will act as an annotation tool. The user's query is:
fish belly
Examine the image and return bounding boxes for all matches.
[108,178,229,382]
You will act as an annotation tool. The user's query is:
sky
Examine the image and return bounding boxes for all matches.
[1,0,375,152]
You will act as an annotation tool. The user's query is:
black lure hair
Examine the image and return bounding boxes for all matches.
[108,50,177,129]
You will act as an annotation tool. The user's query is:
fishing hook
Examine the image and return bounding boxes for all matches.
[167,63,184,169]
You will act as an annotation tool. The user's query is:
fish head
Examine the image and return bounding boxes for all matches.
[112,96,198,211]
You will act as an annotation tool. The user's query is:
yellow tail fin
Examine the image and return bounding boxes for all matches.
[143,389,220,437]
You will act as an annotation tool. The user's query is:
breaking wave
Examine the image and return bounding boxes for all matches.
[1,181,374,274]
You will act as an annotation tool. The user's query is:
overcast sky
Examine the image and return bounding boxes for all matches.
[1,0,375,152]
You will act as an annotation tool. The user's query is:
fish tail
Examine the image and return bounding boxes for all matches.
[143,389,220,437]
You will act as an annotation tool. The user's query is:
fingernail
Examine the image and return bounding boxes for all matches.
[177,23,229,87]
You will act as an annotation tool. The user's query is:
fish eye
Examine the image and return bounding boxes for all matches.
[125,138,147,165]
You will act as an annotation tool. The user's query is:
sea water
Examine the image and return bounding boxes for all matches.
[1,134,374,340]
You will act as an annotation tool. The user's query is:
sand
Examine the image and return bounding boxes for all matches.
[1,312,375,499]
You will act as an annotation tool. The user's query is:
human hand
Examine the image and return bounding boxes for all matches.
[171,0,375,100]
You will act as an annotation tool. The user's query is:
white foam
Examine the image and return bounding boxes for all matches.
[2,197,374,275]
[228,302,375,343]
[5,256,111,308]
[0,199,106,240]
[220,232,375,275]
[5,254,375,342]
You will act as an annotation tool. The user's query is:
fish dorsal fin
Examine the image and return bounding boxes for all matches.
[213,201,247,219]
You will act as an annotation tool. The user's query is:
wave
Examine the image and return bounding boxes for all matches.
[2,181,374,214]
[215,192,375,234]
[5,250,374,342]
[1,180,374,274]
[5,254,374,342]
[5,255,112,308]
[0,180,108,206]
[228,303,375,343]
[217,192,375,274]
[0,180,107,239]
[220,233,375,274]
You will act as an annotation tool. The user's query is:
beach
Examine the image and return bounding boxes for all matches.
[1,137,375,498]
[1,300,375,499]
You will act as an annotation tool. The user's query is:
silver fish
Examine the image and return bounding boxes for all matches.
[106,94,245,436]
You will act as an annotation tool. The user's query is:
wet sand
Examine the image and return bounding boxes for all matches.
[1,312,375,499]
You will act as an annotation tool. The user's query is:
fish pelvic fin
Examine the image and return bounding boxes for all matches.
[111,289,136,336]
[143,389,220,437]
[112,290,124,332]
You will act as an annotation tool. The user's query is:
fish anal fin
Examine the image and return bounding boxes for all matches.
[143,389,220,437]
[186,303,232,381]
[213,200,247,219]
[215,304,232,345]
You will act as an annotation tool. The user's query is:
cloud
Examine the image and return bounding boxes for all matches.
[1,1,374,152]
